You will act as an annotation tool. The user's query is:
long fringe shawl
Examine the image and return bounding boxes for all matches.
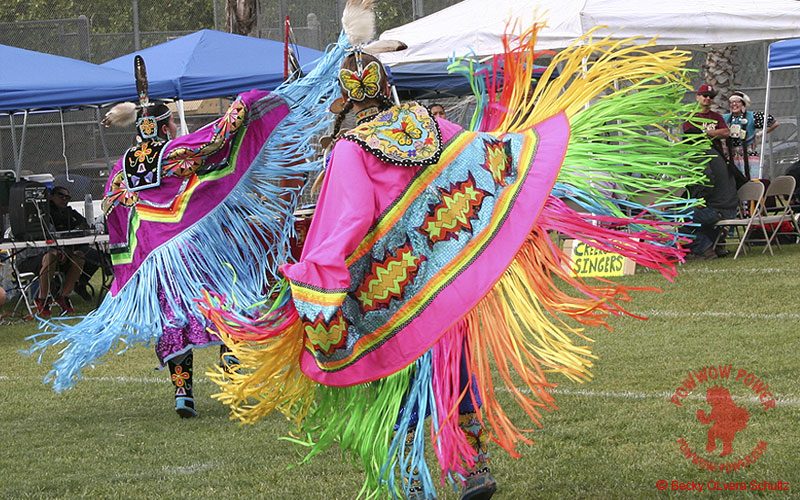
[26,34,350,392]
[200,25,712,499]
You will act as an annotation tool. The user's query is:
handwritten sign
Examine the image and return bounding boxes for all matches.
[562,239,636,277]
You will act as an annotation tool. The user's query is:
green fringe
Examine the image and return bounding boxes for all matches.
[295,365,416,498]
[559,81,708,217]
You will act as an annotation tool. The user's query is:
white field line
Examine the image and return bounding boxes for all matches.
[687,267,790,274]
[504,386,800,407]
[642,309,800,321]
[161,462,217,475]
[3,374,797,407]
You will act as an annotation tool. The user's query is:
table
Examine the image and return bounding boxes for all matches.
[0,233,109,251]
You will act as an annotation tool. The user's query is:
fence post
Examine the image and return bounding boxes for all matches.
[132,0,141,50]
[412,0,425,20]
[307,13,321,50]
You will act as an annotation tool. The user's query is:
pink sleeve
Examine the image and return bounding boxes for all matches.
[280,140,377,290]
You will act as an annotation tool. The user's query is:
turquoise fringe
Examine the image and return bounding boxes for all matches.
[26,33,349,392]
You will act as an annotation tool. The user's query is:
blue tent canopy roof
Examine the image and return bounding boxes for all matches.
[768,38,800,71]
[101,29,323,100]
[0,44,162,113]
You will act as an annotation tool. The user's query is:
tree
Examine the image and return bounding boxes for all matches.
[225,0,257,35]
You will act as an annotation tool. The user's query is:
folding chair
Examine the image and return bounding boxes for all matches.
[714,181,772,259]
[760,175,800,248]
[0,249,38,317]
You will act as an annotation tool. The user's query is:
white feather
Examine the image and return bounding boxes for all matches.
[342,0,376,47]
[363,39,407,55]
[101,102,137,128]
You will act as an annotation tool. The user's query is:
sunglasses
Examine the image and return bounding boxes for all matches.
[698,93,715,98]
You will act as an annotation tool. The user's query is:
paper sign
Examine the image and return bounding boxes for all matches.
[562,239,636,277]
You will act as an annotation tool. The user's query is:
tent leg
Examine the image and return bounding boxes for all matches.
[17,110,28,174]
[95,107,113,171]
[760,68,772,180]
[176,99,189,136]
[9,114,19,178]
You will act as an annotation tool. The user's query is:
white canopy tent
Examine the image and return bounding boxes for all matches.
[379,0,800,65]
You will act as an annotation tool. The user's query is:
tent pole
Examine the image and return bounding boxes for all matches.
[760,67,772,180]
[8,115,19,177]
[176,99,189,136]
[17,110,28,175]
[95,107,113,171]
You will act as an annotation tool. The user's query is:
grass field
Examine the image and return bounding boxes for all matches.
[1,246,799,499]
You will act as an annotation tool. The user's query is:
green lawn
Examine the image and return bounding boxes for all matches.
[1,247,798,499]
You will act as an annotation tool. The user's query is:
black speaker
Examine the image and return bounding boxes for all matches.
[9,181,50,241]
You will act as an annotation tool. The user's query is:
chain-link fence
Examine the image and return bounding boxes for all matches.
[1,0,798,197]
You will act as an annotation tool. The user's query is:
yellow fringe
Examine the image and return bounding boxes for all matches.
[493,25,692,133]
[461,227,663,455]
[207,320,314,425]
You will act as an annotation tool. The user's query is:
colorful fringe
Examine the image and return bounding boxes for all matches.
[199,24,709,498]
[26,34,350,392]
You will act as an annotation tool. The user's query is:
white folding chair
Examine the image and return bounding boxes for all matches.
[714,181,772,259]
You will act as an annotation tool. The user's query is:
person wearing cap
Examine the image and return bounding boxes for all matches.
[683,84,739,259]
[723,90,778,178]
[683,84,730,156]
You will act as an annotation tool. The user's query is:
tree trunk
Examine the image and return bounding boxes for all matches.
[703,46,738,113]
[226,0,257,36]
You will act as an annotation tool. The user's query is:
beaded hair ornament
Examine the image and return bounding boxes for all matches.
[134,56,171,140]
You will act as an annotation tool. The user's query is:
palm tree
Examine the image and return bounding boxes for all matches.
[226,0,257,36]
[703,45,738,113]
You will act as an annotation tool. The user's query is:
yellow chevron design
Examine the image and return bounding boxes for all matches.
[305,315,347,355]
[484,140,511,185]
[422,185,483,240]
[357,248,421,310]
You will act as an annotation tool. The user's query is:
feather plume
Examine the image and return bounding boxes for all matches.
[101,102,137,128]
[342,0,376,47]
[363,39,407,55]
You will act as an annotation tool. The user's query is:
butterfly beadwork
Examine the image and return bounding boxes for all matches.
[338,61,383,102]
[343,102,443,167]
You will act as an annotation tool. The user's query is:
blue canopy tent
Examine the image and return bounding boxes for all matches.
[0,44,168,114]
[0,44,175,176]
[101,29,323,133]
[762,38,800,178]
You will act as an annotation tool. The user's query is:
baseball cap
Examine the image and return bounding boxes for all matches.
[695,84,718,97]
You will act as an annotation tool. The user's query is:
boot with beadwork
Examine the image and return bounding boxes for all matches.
[168,351,197,418]
[458,413,496,500]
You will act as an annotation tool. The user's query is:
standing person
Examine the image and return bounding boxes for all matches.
[723,90,779,179]
[429,103,447,120]
[199,7,706,499]
[118,99,214,418]
[103,97,216,417]
[683,84,738,259]
[29,46,348,419]
[683,84,730,158]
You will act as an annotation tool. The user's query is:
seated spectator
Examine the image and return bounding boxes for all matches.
[19,186,88,317]
[723,91,779,179]
[429,103,447,120]
[74,248,112,301]
[682,84,738,259]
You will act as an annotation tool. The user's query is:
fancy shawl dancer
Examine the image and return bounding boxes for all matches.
[27,32,351,416]
[200,8,708,500]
